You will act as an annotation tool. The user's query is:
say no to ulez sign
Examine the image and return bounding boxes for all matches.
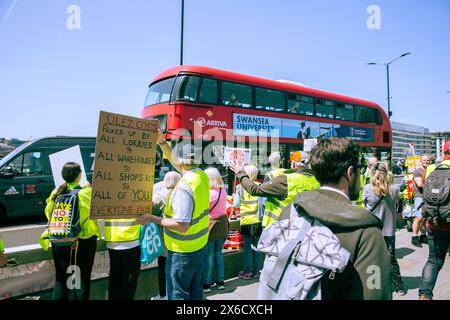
[90,111,159,219]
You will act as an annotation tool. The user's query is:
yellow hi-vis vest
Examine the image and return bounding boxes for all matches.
[0,238,4,252]
[353,174,367,208]
[266,168,285,181]
[164,169,210,253]
[263,171,320,228]
[103,219,140,242]
[239,184,260,226]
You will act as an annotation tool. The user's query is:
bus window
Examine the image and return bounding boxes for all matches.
[222,81,252,108]
[289,94,314,116]
[287,94,301,114]
[315,99,335,119]
[198,78,218,104]
[335,103,354,121]
[255,88,285,112]
[355,106,376,124]
[176,75,200,101]
[300,96,314,116]
[145,77,175,106]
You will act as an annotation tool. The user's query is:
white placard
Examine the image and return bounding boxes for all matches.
[303,138,318,152]
[49,145,88,188]
[223,147,252,166]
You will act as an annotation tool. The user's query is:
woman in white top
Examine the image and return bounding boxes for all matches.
[363,161,407,296]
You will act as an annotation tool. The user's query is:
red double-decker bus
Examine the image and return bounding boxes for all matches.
[142,65,392,183]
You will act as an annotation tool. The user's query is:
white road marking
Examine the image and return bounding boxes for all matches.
[0,224,46,232]
[5,244,42,254]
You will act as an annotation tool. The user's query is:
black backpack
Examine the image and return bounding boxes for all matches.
[423,164,450,223]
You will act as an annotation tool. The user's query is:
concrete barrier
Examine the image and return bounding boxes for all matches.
[1,240,244,300]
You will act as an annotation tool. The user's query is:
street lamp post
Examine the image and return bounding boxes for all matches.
[367,52,411,118]
[180,0,184,66]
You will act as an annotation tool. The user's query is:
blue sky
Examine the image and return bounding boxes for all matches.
[1,0,449,140]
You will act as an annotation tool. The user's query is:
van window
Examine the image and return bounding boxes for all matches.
[2,152,44,176]
[24,152,44,175]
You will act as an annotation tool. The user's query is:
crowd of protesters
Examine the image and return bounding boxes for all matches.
[2,128,449,301]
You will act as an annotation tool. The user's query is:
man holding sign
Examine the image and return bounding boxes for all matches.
[230,151,320,228]
[136,132,210,300]
[90,111,159,300]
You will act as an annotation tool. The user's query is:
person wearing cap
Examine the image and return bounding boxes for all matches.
[411,155,431,247]
[230,150,320,228]
[418,141,450,300]
[135,131,210,300]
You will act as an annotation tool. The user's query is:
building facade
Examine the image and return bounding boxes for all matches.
[391,121,434,164]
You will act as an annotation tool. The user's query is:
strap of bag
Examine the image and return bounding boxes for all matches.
[210,188,223,213]
[71,186,82,195]
[369,196,385,213]
[266,205,313,291]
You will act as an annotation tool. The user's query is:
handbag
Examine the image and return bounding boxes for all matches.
[140,223,164,265]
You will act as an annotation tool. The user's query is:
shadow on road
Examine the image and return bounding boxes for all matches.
[205,276,259,297]
[396,247,415,259]
[402,276,423,290]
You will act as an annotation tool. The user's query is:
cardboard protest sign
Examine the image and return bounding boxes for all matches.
[223,147,251,166]
[49,145,88,187]
[406,156,421,174]
[90,111,159,219]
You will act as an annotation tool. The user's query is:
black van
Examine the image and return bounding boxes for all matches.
[0,137,96,220]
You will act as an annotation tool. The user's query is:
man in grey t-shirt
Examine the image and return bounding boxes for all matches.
[411,155,430,247]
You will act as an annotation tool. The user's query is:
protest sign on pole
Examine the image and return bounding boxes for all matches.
[406,156,421,174]
[223,147,252,167]
[303,138,318,152]
[90,111,160,219]
[49,145,88,188]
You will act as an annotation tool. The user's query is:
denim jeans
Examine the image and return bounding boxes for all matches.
[384,236,405,291]
[419,229,450,298]
[166,247,205,300]
[243,234,263,274]
[202,239,225,285]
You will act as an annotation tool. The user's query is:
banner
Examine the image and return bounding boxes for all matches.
[233,113,375,142]
[90,111,159,219]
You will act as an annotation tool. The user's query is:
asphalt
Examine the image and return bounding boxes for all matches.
[206,227,450,300]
